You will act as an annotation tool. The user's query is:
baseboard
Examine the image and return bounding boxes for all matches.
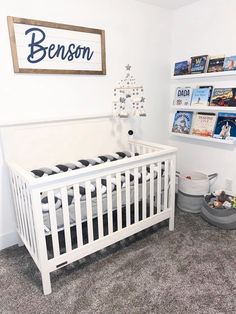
[0,231,19,251]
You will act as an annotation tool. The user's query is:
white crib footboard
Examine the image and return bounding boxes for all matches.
[9,140,177,295]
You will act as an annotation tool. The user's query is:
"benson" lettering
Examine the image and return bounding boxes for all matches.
[25,27,94,64]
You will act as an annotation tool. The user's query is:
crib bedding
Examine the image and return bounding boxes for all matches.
[43,180,160,234]
[30,151,165,234]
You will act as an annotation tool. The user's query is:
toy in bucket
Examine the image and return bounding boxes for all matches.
[176,171,218,213]
[201,191,236,229]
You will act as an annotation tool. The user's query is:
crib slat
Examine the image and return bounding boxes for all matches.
[17,178,28,243]
[134,168,139,223]
[85,181,94,243]
[22,183,32,248]
[142,166,147,219]
[169,157,176,231]
[139,145,143,155]
[23,183,35,254]
[130,143,135,155]
[164,160,169,211]
[96,178,104,239]
[25,186,37,258]
[61,187,72,252]
[11,174,22,235]
[125,170,131,227]
[15,178,26,240]
[149,164,154,217]
[157,162,162,213]
[73,184,83,247]
[48,191,60,258]
[116,173,122,231]
[106,175,113,234]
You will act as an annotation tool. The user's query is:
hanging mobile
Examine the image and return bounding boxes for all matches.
[112,65,146,118]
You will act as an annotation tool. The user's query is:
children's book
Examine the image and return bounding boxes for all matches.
[173,87,193,106]
[191,87,211,106]
[210,88,236,107]
[223,56,236,71]
[191,112,217,137]
[190,55,208,74]
[174,61,189,76]
[172,111,193,134]
[213,112,236,140]
[207,55,225,73]
[199,85,213,105]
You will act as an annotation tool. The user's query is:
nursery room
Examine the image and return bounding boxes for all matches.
[0,0,236,313]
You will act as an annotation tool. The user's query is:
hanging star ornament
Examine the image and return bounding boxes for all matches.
[125,64,131,71]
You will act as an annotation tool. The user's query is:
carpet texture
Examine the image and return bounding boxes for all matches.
[0,209,236,314]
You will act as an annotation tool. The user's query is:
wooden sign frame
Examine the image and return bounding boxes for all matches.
[7,16,106,75]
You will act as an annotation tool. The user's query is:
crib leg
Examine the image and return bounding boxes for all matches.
[17,236,24,247]
[41,271,52,295]
[169,215,175,231]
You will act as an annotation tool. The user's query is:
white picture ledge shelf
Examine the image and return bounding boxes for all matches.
[171,71,236,80]
[171,106,236,112]
[171,132,235,145]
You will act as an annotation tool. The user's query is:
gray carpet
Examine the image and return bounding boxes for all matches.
[0,209,236,314]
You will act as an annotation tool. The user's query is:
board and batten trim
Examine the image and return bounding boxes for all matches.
[7,16,106,75]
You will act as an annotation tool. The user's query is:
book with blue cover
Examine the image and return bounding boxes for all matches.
[172,111,193,134]
[223,56,236,71]
[199,85,213,105]
[190,55,208,74]
[213,112,236,140]
[174,61,189,76]
[191,87,211,106]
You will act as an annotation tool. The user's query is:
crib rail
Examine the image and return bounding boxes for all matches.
[8,139,177,294]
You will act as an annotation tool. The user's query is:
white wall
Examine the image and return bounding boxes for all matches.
[170,0,236,194]
[0,0,172,249]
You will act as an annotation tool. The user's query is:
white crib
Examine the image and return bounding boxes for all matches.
[3,116,177,295]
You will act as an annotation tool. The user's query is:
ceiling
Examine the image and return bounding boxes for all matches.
[137,0,200,10]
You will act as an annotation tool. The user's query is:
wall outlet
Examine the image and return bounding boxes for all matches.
[225,179,233,192]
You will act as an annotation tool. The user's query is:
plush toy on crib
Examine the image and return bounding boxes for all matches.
[219,122,231,139]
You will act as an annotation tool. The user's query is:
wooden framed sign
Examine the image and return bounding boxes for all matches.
[7,16,106,75]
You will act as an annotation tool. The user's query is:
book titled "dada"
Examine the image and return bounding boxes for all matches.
[174,87,193,106]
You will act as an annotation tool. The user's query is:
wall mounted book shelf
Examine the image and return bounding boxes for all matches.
[171,71,236,80]
[170,67,236,145]
[171,132,235,145]
[171,106,236,112]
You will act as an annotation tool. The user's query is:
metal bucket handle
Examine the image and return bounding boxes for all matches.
[208,173,218,181]
[176,171,218,180]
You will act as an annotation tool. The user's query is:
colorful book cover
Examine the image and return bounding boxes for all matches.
[213,112,236,140]
[199,85,213,105]
[191,112,217,137]
[174,87,193,106]
[223,56,236,71]
[190,55,208,74]
[191,87,211,106]
[174,61,189,76]
[210,88,236,107]
[172,111,193,134]
[207,56,225,73]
